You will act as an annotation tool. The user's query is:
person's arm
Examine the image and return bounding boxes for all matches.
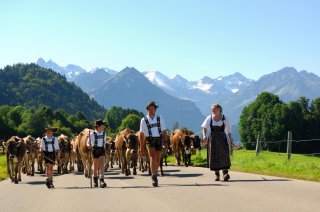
[224,117,233,144]
[139,119,146,154]
[202,128,207,144]
[138,132,146,154]
[86,131,93,149]
[39,139,44,154]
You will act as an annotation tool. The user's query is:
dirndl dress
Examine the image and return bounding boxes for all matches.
[207,123,231,171]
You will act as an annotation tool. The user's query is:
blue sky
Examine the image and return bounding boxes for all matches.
[1,0,319,80]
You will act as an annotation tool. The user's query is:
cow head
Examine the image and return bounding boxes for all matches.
[110,138,116,151]
[6,136,23,159]
[125,134,138,152]
[23,135,37,154]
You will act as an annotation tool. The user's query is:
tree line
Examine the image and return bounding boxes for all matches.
[239,92,320,154]
[0,105,144,140]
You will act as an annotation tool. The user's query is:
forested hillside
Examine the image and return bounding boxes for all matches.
[0,64,105,119]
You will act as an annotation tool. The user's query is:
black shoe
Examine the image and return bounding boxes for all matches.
[223,174,230,181]
[215,172,220,181]
[46,180,51,189]
[100,178,107,188]
[50,180,54,188]
[93,177,98,187]
[152,175,158,187]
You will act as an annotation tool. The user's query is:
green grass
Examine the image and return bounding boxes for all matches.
[231,150,320,182]
[0,155,8,181]
[167,149,320,182]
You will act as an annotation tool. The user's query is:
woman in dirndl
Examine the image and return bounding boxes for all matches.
[201,103,233,181]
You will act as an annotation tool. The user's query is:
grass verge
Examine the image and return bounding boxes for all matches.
[166,149,320,182]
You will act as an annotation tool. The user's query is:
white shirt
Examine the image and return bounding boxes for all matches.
[40,136,60,152]
[140,114,166,137]
[201,114,232,135]
[86,130,106,148]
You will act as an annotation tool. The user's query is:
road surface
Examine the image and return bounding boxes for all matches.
[0,164,319,212]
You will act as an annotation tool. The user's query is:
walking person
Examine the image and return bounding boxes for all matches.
[87,120,107,188]
[201,103,233,181]
[39,126,60,188]
[139,101,167,187]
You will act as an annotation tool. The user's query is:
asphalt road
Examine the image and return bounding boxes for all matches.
[0,164,319,212]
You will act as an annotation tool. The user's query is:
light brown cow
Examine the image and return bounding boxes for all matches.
[3,136,26,183]
[74,128,93,178]
[115,128,138,176]
[35,137,45,174]
[69,138,77,171]
[104,136,113,171]
[170,129,188,166]
[58,134,72,174]
[22,135,37,176]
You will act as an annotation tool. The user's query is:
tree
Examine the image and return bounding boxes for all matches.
[239,92,285,150]
[118,114,141,132]
[106,106,143,133]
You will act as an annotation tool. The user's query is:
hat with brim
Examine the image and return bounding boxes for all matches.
[44,126,58,133]
[95,119,106,127]
[146,101,158,110]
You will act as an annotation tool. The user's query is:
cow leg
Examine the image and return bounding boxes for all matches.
[18,160,23,182]
[160,156,164,176]
[176,150,181,166]
[8,158,14,182]
[31,156,35,176]
[133,153,137,175]
[110,152,114,168]
[165,154,168,166]
[14,160,19,184]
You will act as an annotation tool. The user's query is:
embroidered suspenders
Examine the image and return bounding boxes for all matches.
[144,115,162,137]
[43,137,55,152]
[93,131,105,147]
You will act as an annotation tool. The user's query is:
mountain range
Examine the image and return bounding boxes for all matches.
[36,58,320,128]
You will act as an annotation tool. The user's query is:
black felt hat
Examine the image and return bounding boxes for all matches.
[44,126,58,133]
[94,119,106,127]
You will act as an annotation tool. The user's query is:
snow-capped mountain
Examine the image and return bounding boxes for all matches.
[143,71,253,114]
[89,67,118,75]
[36,58,86,81]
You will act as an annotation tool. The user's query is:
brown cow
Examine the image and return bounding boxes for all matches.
[58,134,72,174]
[137,131,149,174]
[35,137,45,174]
[3,136,26,183]
[115,128,138,176]
[23,135,38,176]
[69,138,76,171]
[108,138,117,169]
[74,129,92,177]
[170,129,188,166]
[104,136,113,171]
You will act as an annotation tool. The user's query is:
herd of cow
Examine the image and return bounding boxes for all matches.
[3,128,202,184]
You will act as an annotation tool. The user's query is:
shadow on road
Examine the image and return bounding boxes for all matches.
[55,186,93,190]
[23,181,46,185]
[160,183,227,187]
[107,176,134,180]
[162,169,181,173]
[165,173,203,178]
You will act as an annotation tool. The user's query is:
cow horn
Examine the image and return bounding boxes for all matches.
[17,142,21,147]
[2,142,7,150]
